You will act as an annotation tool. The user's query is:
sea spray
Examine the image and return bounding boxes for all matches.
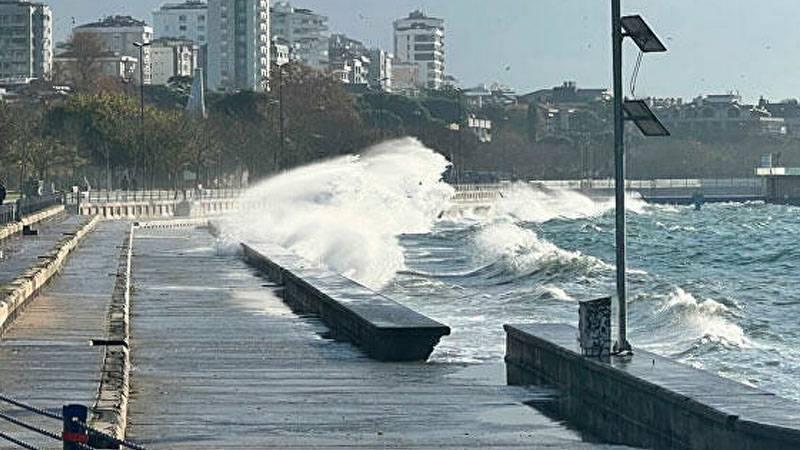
[222,138,453,289]
[489,181,648,223]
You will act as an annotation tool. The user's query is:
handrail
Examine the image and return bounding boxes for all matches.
[0,393,146,450]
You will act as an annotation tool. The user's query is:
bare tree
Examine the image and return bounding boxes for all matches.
[55,33,109,93]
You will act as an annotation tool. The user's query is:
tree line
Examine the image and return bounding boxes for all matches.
[3,54,796,192]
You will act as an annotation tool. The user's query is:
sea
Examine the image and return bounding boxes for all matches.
[222,137,800,403]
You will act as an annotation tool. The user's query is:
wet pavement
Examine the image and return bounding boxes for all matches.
[126,227,631,449]
[0,221,129,448]
[0,213,82,286]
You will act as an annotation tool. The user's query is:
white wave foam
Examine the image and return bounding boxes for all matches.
[660,288,748,347]
[222,137,453,289]
[487,182,647,223]
[535,284,574,301]
[472,221,611,276]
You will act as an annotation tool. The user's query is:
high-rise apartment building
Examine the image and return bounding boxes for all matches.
[207,0,270,92]
[393,10,444,90]
[0,0,52,80]
[73,15,153,84]
[367,48,392,92]
[270,1,328,70]
[153,0,208,45]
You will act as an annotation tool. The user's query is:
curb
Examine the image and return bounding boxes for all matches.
[90,225,134,443]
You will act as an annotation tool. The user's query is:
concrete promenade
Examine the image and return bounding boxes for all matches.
[126,226,626,449]
[0,221,128,447]
[0,213,78,286]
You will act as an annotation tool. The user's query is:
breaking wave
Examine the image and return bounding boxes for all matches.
[655,288,749,349]
[222,137,453,289]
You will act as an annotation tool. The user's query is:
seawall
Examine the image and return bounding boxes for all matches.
[77,198,236,219]
[241,242,450,361]
[0,204,65,241]
[0,215,100,335]
[505,323,800,450]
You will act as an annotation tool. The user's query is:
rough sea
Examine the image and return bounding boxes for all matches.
[223,137,800,403]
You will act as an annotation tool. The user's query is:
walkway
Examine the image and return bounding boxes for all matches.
[126,226,628,449]
[0,221,129,448]
[0,213,80,286]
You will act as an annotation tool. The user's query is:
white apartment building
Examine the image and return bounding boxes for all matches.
[270,1,328,70]
[0,0,52,80]
[393,10,444,90]
[73,16,153,84]
[150,38,197,85]
[207,0,270,92]
[367,48,392,92]
[271,37,289,66]
[153,0,208,45]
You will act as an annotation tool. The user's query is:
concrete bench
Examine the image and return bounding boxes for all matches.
[504,323,800,450]
[242,243,450,362]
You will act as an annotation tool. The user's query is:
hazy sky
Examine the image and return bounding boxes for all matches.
[47,0,800,102]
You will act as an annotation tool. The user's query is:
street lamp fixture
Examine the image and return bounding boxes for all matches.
[610,1,669,355]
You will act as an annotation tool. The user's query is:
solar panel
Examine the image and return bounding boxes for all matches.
[621,15,667,53]
[623,100,670,137]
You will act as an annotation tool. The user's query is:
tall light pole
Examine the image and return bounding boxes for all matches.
[275,62,286,172]
[611,0,629,354]
[610,2,669,355]
[133,41,150,189]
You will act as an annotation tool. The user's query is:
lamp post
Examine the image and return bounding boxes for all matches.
[274,62,287,172]
[610,1,669,355]
[133,41,150,189]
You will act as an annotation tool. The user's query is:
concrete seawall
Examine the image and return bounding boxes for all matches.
[505,323,800,450]
[242,243,450,361]
[78,198,236,219]
[0,204,65,241]
[0,215,99,335]
[89,225,134,443]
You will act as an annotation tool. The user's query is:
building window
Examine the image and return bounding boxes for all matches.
[179,15,187,22]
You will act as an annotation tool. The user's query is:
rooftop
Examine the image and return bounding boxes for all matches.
[76,15,148,29]
[158,0,207,10]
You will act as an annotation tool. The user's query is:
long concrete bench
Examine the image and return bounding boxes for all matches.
[242,243,450,362]
[504,323,800,450]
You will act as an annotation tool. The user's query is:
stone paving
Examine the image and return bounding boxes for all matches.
[126,227,631,449]
[0,221,129,448]
[0,213,82,286]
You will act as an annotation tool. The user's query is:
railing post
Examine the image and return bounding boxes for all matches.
[62,404,89,450]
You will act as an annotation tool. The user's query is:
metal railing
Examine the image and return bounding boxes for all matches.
[0,393,146,450]
[0,194,63,227]
[64,188,243,205]
[17,194,63,217]
[0,203,16,226]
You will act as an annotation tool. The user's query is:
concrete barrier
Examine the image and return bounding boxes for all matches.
[90,226,134,444]
[0,204,65,241]
[242,243,450,362]
[0,215,100,335]
[78,198,237,219]
[504,323,800,450]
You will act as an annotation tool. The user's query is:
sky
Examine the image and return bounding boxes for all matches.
[46,0,800,103]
